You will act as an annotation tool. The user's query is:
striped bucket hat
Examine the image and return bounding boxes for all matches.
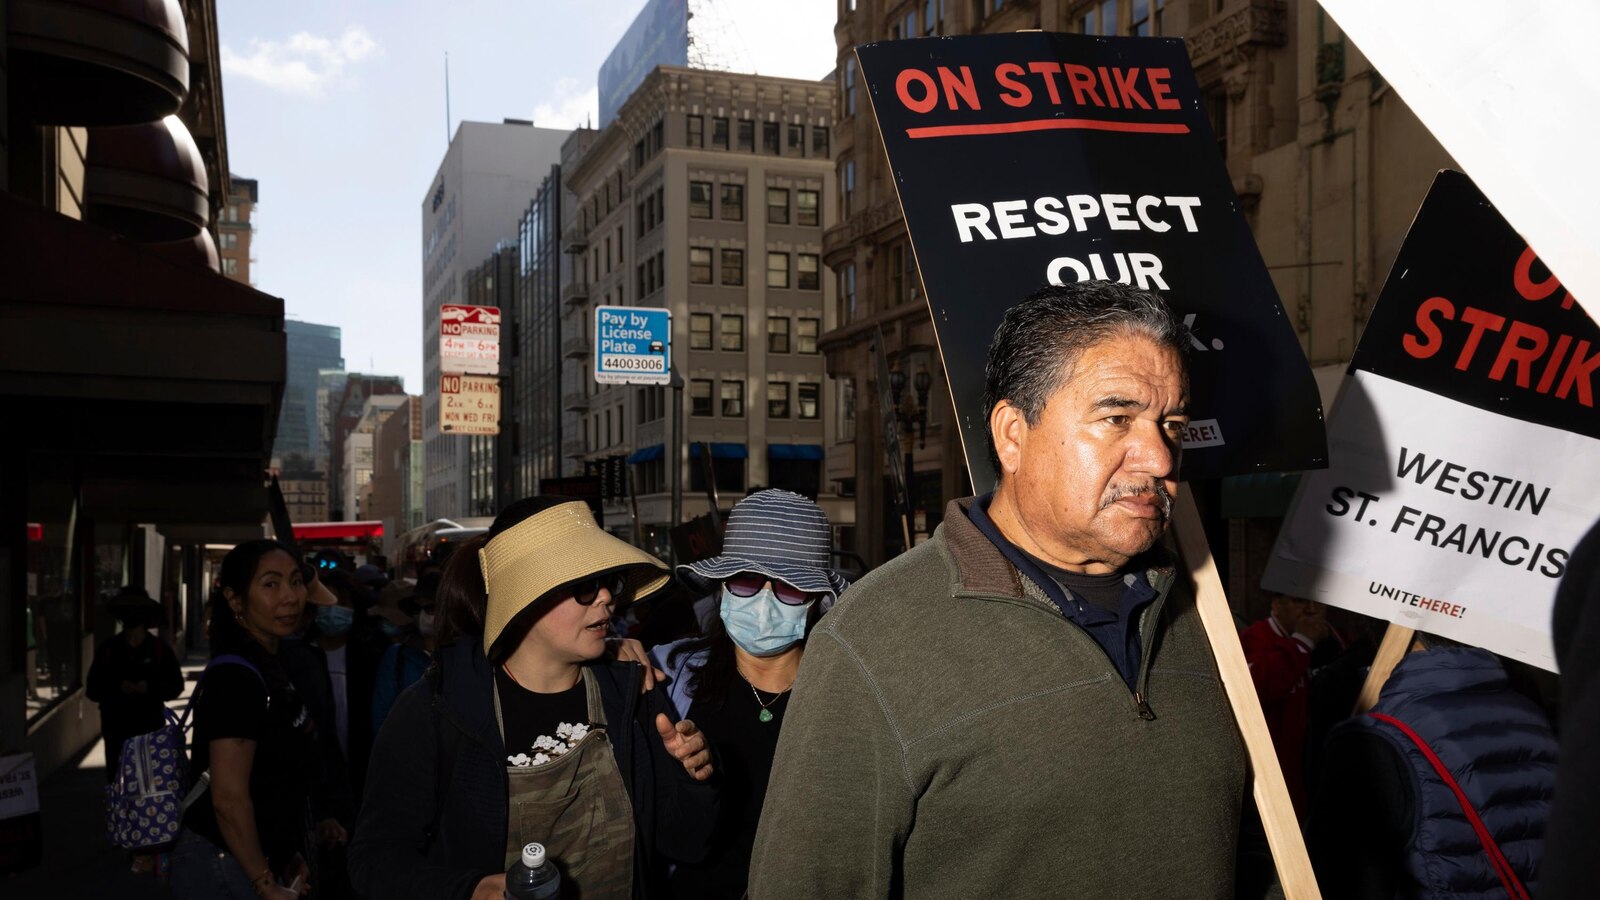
[678,489,849,603]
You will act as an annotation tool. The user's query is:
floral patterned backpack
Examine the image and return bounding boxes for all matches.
[103,654,262,850]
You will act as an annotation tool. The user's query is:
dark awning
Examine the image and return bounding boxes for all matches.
[768,443,825,461]
[627,444,665,464]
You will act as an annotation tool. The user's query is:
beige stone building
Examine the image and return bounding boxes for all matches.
[823,0,1454,574]
[563,66,839,555]
[220,173,257,284]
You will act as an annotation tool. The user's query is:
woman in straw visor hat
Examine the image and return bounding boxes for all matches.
[350,497,719,900]
[650,489,849,900]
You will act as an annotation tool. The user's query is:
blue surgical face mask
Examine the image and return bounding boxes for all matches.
[719,586,811,657]
[316,605,354,637]
[377,617,403,639]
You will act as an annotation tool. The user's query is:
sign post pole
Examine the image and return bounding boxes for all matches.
[669,367,683,564]
[1172,493,1322,898]
[1352,623,1416,715]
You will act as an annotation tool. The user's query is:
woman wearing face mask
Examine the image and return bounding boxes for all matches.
[370,571,441,735]
[650,489,848,900]
[350,497,719,900]
[172,541,330,900]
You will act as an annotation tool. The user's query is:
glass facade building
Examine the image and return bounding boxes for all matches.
[513,165,567,498]
[276,320,343,472]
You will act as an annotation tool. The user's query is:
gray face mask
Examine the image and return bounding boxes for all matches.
[417,611,437,637]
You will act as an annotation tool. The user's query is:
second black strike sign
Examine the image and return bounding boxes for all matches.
[856,33,1325,492]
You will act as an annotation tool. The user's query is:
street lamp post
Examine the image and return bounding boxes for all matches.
[888,361,933,544]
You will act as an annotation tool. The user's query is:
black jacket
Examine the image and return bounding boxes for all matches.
[1541,515,1600,899]
[85,633,184,746]
[348,639,719,900]
[280,633,383,822]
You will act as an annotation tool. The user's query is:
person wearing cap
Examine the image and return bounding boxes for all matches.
[349,497,719,900]
[87,586,184,784]
[646,489,845,900]
[173,539,336,900]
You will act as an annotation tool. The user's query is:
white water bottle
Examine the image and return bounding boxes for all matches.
[505,842,561,900]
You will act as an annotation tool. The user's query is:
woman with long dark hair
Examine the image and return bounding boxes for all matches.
[650,489,847,900]
[350,497,718,900]
[171,540,333,899]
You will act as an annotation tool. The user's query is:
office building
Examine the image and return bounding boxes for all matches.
[219,173,256,283]
[370,396,426,544]
[563,65,839,553]
[275,320,343,473]
[421,120,569,521]
[330,374,405,519]
[508,159,580,500]
[342,393,409,522]
[463,242,519,517]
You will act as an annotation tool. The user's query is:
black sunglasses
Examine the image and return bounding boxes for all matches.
[569,572,627,606]
[723,572,821,607]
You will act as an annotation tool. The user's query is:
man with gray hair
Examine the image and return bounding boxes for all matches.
[750,281,1250,898]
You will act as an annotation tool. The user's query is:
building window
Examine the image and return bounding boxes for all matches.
[768,381,791,418]
[767,187,790,225]
[721,314,745,351]
[690,379,714,416]
[768,316,791,353]
[737,119,755,152]
[904,10,916,36]
[1126,0,1164,34]
[838,264,857,324]
[1083,0,1118,34]
[844,58,857,117]
[763,121,780,154]
[689,181,713,218]
[721,248,745,286]
[813,126,830,157]
[798,382,821,419]
[798,317,821,353]
[690,312,713,350]
[797,189,820,226]
[788,123,804,153]
[223,258,240,276]
[766,252,790,289]
[924,0,940,34]
[905,242,919,302]
[841,159,856,217]
[721,380,745,417]
[797,254,821,290]
[838,377,856,440]
[720,183,744,221]
[713,117,730,149]
[689,247,713,284]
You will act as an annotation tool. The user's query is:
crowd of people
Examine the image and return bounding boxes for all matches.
[85,280,1595,899]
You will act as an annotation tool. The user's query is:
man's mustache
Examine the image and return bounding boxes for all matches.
[1099,482,1174,520]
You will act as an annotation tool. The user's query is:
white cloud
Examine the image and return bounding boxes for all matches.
[531,78,600,130]
[222,26,380,97]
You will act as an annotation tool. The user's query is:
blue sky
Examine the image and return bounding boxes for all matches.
[217,0,838,392]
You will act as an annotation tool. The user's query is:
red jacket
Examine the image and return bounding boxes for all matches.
[1240,616,1313,815]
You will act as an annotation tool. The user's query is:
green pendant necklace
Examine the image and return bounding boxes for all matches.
[739,669,793,723]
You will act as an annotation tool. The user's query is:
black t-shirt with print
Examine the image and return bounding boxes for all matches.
[183,654,322,868]
[494,668,594,765]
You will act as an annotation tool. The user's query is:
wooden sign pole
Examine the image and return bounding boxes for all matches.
[1172,492,1322,899]
[1353,623,1416,714]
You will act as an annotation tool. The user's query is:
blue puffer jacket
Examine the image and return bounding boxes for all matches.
[1342,647,1557,897]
